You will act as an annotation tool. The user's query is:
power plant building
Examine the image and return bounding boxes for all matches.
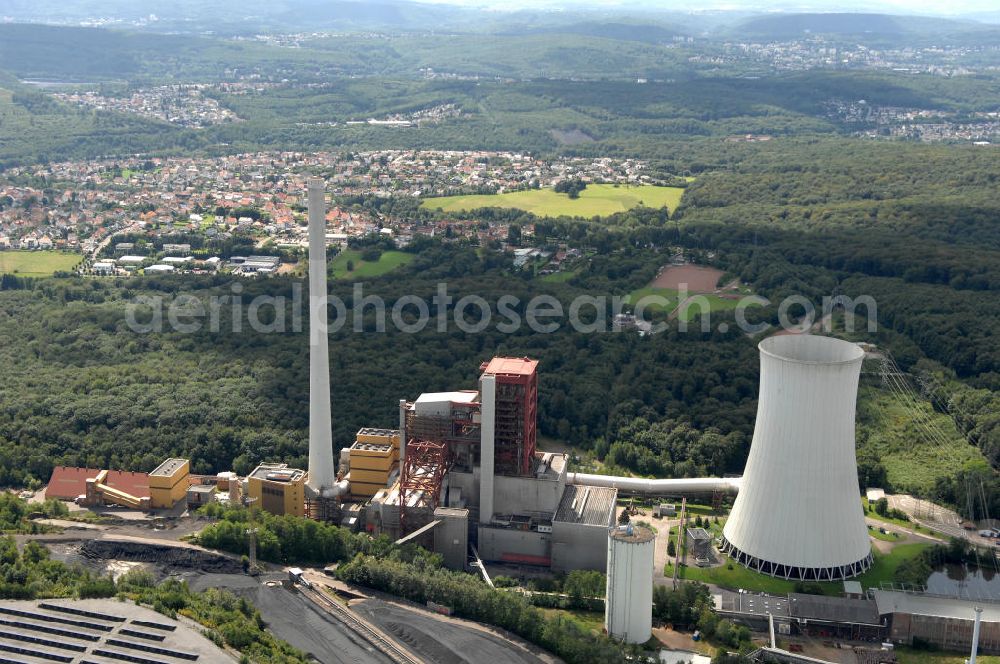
[551,484,618,572]
[722,335,872,581]
[248,463,306,517]
[148,458,190,509]
[350,356,618,572]
[348,433,399,498]
[289,182,614,570]
[873,591,1000,653]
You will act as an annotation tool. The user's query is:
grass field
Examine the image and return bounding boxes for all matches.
[868,524,903,542]
[329,249,414,280]
[627,287,680,314]
[538,608,604,634]
[895,649,1000,664]
[626,287,755,322]
[674,294,746,322]
[666,541,933,596]
[857,385,987,495]
[538,270,578,284]
[420,184,686,218]
[0,250,81,276]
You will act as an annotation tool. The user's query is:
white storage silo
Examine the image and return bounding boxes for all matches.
[605,525,654,644]
[722,335,872,581]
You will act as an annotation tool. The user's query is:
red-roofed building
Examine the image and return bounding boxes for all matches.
[46,466,150,501]
[480,357,539,475]
[480,356,539,377]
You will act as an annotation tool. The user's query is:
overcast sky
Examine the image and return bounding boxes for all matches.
[414,0,1000,15]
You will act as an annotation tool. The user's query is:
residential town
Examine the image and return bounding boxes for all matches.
[53,84,243,128]
[706,39,995,75]
[0,150,653,275]
[823,99,1000,142]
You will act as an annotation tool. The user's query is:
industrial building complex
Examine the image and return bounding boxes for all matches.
[355,356,618,571]
[35,178,993,660]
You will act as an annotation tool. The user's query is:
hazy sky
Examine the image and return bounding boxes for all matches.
[415,0,1000,15]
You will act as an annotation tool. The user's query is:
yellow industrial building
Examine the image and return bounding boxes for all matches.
[148,458,190,509]
[248,463,306,517]
[348,428,399,498]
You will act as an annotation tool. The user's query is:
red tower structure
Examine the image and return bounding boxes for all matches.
[398,438,449,535]
[480,357,538,476]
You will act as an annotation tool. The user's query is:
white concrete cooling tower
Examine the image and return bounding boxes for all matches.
[721,334,872,581]
[306,178,336,494]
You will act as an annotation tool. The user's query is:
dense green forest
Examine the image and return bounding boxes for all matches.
[0,245,762,484]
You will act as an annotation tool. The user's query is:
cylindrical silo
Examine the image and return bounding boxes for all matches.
[722,335,872,581]
[605,525,654,644]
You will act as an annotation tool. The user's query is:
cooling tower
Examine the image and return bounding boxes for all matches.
[721,335,872,581]
[306,178,336,494]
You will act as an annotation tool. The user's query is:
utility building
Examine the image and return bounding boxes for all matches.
[874,590,1000,652]
[687,527,713,562]
[148,458,190,509]
[248,463,306,517]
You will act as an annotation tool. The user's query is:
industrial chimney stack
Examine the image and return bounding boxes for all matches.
[306,178,336,494]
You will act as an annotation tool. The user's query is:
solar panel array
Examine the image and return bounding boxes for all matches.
[0,601,207,664]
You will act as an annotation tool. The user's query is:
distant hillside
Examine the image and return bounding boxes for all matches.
[733,12,986,39]
[0,0,480,33]
[0,24,151,80]
[517,21,682,44]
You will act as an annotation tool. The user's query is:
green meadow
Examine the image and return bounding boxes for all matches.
[626,287,752,322]
[0,250,81,276]
[329,249,415,280]
[421,184,686,218]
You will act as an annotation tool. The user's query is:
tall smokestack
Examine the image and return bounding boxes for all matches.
[307,178,335,493]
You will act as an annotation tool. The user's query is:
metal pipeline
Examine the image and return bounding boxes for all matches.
[565,473,741,495]
[321,479,351,499]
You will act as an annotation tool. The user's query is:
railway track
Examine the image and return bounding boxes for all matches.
[297,583,426,664]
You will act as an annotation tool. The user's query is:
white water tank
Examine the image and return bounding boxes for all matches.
[605,525,654,644]
[722,335,872,581]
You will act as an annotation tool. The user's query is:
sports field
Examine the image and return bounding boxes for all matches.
[0,250,81,276]
[420,184,686,218]
[329,249,414,280]
[626,287,753,322]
